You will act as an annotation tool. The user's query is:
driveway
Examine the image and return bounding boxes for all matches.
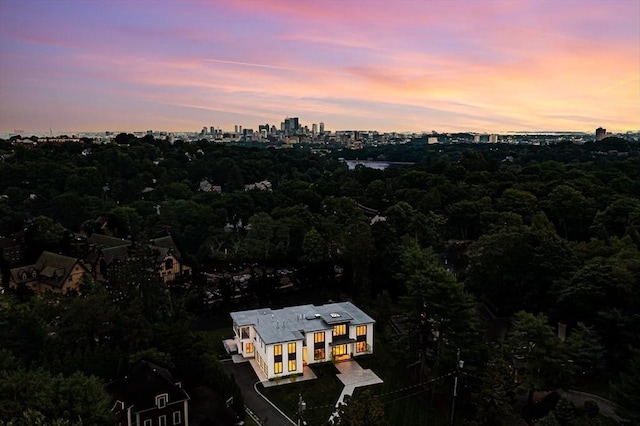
[222,359,295,426]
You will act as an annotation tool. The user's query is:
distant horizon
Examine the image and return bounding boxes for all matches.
[3,127,638,140]
[1,0,638,134]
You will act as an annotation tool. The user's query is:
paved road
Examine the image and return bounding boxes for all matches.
[559,389,624,422]
[222,359,295,426]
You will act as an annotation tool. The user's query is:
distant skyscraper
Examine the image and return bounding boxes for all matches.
[319,122,325,133]
[595,127,607,141]
[282,117,300,135]
[210,126,215,134]
[234,125,239,133]
[489,134,498,143]
[312,123,318,135]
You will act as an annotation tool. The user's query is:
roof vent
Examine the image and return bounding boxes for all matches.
[314,313,321,318]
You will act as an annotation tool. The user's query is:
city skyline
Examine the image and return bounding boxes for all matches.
[1,0,639,134]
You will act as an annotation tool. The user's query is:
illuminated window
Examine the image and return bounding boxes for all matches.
[288,342,296,356]
[357,325,367,337]
[314,332,325,344]
[314,348,325,360]
[356,341,367,353]
[288,359,297,371]
[245,342,253,354]
[332,344,347,356]
[333,324,346,337]
[274,344,283,374]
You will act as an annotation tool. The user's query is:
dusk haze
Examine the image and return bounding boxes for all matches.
[1,0,639,134]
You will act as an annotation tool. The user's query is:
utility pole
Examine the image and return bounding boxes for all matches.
[450,348,464,426]
[298,393,306,426]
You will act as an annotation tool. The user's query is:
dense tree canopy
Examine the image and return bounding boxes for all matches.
[1,135,638,424]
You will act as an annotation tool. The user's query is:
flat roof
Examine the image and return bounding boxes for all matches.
[230,302,375,345]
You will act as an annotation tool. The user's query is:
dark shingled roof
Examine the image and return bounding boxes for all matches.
[87,234,132,249]
[10,251,84,288]
[104,361,189,412]
[150,236,183,262]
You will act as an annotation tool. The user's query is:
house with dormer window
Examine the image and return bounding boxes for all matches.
[104,360,190,426]
[230,302,375,380]
[8,251,90,294]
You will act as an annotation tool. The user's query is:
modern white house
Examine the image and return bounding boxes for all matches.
[230,302,375,379]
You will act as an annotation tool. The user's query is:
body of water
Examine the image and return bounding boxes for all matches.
[343,159,413,170]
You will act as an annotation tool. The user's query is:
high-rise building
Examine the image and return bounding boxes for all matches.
[319,122,325,133]
[595,127,607,141]
[234,125,239,134]
[210,126,215,134]
[312,123,318,135]
[282,117,300,135]
[489,134,498,143]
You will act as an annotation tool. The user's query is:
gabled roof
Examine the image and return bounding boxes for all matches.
[10,251,86,288]
[104,361,189,413]
[149,236,183,262]
[231,302,375,345]
[87,234,132,249]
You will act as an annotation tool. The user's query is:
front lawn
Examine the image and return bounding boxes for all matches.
[259,362,343,425]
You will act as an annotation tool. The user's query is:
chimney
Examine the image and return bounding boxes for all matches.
[557,321,567,342]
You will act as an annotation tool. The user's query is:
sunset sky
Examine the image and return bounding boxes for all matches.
[1,0,639,134]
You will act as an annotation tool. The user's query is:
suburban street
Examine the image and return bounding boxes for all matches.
[222,359,295,426]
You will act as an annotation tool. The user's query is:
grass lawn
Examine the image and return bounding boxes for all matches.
[260,362,343,425]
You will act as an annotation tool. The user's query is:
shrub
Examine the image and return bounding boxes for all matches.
[583,400,599,418]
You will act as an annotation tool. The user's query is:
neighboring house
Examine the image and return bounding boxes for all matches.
[0,236,23,265]
[149,236,192,284]
[244,180,272,191]
[8,251,90,294]
[83,234,191,284]
[83,234,132,282]
[231,302,375,380]
[105,360,190,426]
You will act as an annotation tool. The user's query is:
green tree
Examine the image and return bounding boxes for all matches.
[0,369,114,424]
[471,350,516,425]
[609,350,640,422]
[245,212,289,272]
[553,397,577,426]
[507,312,574,404]
[398,239,482,376]
[565,322,605,380]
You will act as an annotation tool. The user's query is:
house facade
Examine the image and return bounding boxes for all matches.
[105,361,190,426]
[231,302,375,379]
[8,251,90,294]
[82,234,191,284]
